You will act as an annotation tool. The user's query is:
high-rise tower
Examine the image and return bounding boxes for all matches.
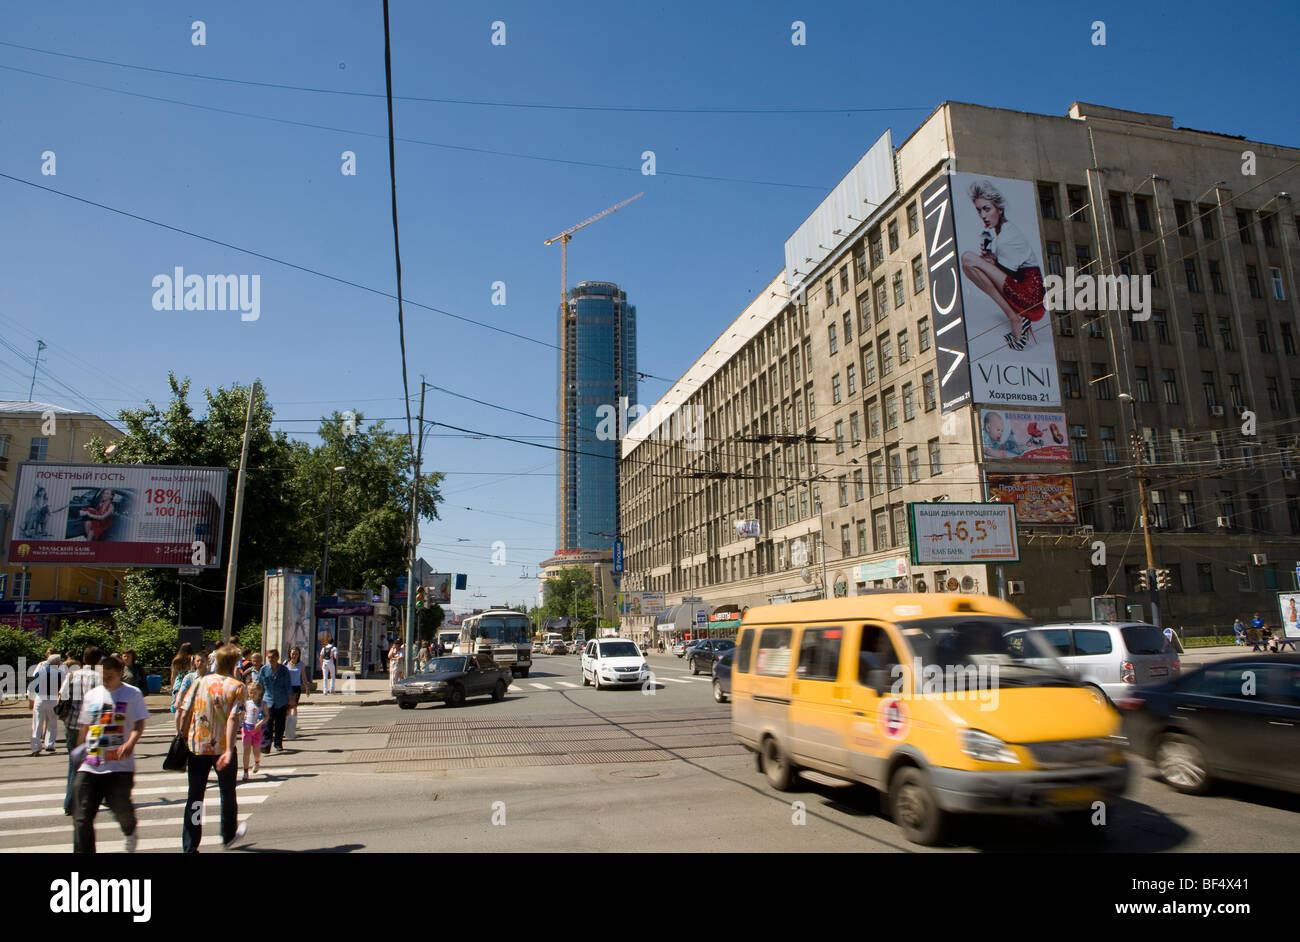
[556,281,637,552]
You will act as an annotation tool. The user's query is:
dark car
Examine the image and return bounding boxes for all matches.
[712,649,734,703]
[394,654,512,709]
[687,639,736,675]
[1120,655,1300,796]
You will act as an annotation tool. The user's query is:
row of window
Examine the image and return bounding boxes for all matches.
[0,434,49,466]
[1077,485,1281,534]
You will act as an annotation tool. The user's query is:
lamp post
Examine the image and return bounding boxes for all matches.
[321,466,346,596]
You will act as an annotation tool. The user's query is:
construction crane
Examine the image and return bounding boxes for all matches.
[544,192,644,324]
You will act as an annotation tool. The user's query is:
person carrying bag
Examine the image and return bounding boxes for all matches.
[164,676,199,772]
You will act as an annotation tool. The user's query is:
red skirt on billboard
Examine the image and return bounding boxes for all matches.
[1001,266,1046,321]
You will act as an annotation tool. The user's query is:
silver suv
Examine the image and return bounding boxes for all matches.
[1011,621,1180,704]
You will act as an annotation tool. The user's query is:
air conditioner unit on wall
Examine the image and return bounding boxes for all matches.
[1252,553,1268,566]
[1217,516,1231,528]
[1007,581,1026,595]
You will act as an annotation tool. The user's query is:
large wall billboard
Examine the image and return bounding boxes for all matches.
[978,409,1070,462]
[921,175,973,414]
[8,463,227,567]
[986,473,1078,524]
[945,172,1062,408]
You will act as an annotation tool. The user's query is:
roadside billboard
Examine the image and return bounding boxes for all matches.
[1277,592,1300,640]
[978,409,1069,462]
[263,569,315,658]
[427,573,453,604]
[621,591,665,616]
[8,463,227,567]
[908,502,1019,565]
[986,473,1078,524]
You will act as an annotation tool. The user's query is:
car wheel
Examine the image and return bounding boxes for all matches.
[447,685,466,708]
[593,671,602,691]
[492,680,506,702]
[712,679,727,703]
[760,736,795,791]
[582,668,590,687]
[690,658,699,675]
[1083,684,1110,708]
[890,767,947,846]
[397,699,415,710]
[1155,733,1212,794]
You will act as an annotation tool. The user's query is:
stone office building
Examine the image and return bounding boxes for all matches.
[619,100,1300,635]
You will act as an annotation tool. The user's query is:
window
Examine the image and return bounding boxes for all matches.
[28,437,48,462]
[1109,193,1128,229]
[869,233,884,269]
[832,374,843,405]
[1283,323,1297,355]
[1272,267,1287,301]
[826,277,835,307]
[14,570,33,598]
[928,438,942,476]
[888,219,899,253]
[1142,427,1159,464]
[1144,254,1160,288]
[854,247,867,283]
[1110,495,1128,531]
[873,509,889,551]
[1067,187,1088,222]
[892,506,908,548]
[1202,371,1218,408]
[850,411,861,444]
[853,469,865,501]
[902,383,915,421]
[870,456,885,496]
[1070,427,1088,463]
[1039,184,1058,220]
[868,400,881,438]
[857,519,869,554]
[1250,492,1270,532]
[1175,202,1192,238]
[1061,361,1081,399]
[1238,210,1252,244]
[776,500,785,528]
[907,201,919,236]
[835,420,845,454]
[1092,362,1113,400]
[0,433,8,471]
[907,446,920,483]
[912,256,925,294]
[1130,315,1145,343]
[1247,265,1262,298]
[879,337,893,377]
[828,323,839,354]
[1084,310,1105,339]
[846,363,857,396]
[1135,196,1152,231]
[1074,630,1113,656]
[857,293,871,333]
[1076,243,1092,271]
[1135,366,1151,402]
[1195,563,1214,593]
[755,628,793,677]
[1200,207,1215,240]
[1209,260,1224,294]
[1184,259,1200,293]
[1262,214,1276,247]
[1170,428,1188,463]
[839,265,850,295]
[1100,426,1117,464]
[1078,488,1095,527]
[918,317,931,352]
[897,330,910,364]
[843,312,853,344]
[1218,318,1234,351]
[863,344,876,387]
[1149,489,1168,529]
[1045,241,1064,278]
[1229,374,1244,409]
[892,271,905,308]
[884,391,898,430]
[841,525,851,558]
[922,371,937,411]
[1192,314,1208,347]
[1180,490,1198,530]
[1219,491,1236,528]
[1258,320,1272,353]
[888,449,902,489]
[1153,311,1170,344]
[874,281,888,321]
[838,476,849,507]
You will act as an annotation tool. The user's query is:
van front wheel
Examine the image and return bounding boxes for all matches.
[760,736,795,791]
[890,767,946,846]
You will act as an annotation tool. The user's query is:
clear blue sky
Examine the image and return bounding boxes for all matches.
[2,0,1296,607]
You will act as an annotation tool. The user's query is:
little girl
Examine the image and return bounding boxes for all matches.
[241,682,267,780]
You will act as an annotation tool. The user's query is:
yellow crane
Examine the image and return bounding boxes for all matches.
[544,192,644,323]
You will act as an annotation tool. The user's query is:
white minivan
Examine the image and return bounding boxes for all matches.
[581,638,650,689]
[1010,621,1180,704]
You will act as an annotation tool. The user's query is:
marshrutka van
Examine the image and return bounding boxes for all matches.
[730,594,1129,845]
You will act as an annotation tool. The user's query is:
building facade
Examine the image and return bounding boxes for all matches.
[556,281,637,554]
[621,101,1300,635]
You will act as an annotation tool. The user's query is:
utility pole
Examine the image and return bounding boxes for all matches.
[223,380,258,641]
[1124,394,1161,627]
[28,340,46,401]
[404,380,428,678]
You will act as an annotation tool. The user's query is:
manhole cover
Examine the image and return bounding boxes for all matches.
[608,768,662,779]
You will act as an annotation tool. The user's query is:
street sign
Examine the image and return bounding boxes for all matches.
[612,540,624,574]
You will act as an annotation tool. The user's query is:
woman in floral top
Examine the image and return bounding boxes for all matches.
[177,644,247,852]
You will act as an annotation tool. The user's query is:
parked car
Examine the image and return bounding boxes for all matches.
[393,654,512,709]
[712,648,734,703]
[673,641,688,658]
[688,639,736,675]
[532,640,544,653]
[546,640,568,655]
[1119,655,1300,796]
[1010,621,1180,704]
[581,638,651,689]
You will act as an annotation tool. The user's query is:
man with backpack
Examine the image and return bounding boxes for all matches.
[319,636,338,694]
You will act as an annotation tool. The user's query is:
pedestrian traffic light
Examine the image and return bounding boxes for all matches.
[1135,569,1151,592]
[1156,568,1173,591]
[415,585,426,608]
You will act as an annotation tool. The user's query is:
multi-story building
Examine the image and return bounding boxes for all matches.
[556,281,637,554]
[537,548,618,623]
[0,401,126,633]
[621,101,1300,636]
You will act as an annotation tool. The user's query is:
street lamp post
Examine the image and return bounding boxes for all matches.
[321,465,346,596]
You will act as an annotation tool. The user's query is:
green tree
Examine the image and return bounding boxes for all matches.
[49,621,118,663]
[541,567,597,636]
[124,617,183,674]
[236,622,262,652]
[0,627,44,671]
[417,603,445,639]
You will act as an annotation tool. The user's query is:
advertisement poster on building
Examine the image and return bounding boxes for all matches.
[734,519,760,539]
[263,569,316,658]
[986,473,1078,524]
[908,502,1019,564]
[947,173,1062,408]
[7,463,227,567]
[1277,592,1300,639]
[979,409,1069,462]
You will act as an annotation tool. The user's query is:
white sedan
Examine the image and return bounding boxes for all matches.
[581,639,650,689]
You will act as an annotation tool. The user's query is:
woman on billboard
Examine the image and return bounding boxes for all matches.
[78,489,118,541]
[959,179,1047,351]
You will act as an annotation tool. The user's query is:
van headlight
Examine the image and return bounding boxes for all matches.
[961,729,1020,764]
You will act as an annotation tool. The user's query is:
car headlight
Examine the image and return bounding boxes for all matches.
[961,729,1020,764]
[430,681,449,689]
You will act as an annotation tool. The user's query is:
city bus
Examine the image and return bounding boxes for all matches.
[456,609,534,677]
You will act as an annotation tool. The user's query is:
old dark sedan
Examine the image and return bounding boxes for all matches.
[712,648,734,703]
[688,638,736,675]
[1120,655,1300,796]
[394,654,512,709]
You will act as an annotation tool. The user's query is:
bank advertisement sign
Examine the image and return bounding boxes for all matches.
[986,473,1078,524]
[945,172,1062,408]
[908,502,1019,564]
[8,463,227,567]
[979,409,1069,462]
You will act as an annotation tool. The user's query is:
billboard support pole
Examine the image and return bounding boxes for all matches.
[405,380,427,679]
[222,380,258,642]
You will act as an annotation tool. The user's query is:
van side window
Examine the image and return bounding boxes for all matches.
[754,628,794,676]
[735,629,755,674]
[857,624,901,686]
[1037,629,1073,657]
[1072,629,1112,656]
[796,627,843,681]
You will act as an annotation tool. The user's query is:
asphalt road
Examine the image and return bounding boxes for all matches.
[0,651,1296,852]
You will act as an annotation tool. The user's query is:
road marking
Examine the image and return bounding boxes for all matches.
[0,793,269,821]
[1,812,251,840]
[529,683,553,690]
[555,682,579,688]
[0,836,188,853]
[0,767,298,792]
[0,779,284,807]
[656,677,692,684]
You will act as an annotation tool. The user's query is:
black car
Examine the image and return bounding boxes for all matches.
[712,649,734,703]
[1120,654,1300,796]
[687,639,736,675]
[394,655,512,709]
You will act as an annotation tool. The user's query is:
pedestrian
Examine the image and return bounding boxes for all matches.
[241,682,266,780]
[59,647,103,816]
[247,651,264,685]
[283,646,309,739]
[171,653,205,713]
[28,649,64,755]
[170,642,194,689]
[388,638,406,685]
[179,643,246,852]
[256,648,292,754]
[72,653,148,853]
[121,650,150,698]
[319,635,337,694]
[1233,618,1247,646]
[1251,612,1268,651]
[378,632,391,676]
[237,648,253,683]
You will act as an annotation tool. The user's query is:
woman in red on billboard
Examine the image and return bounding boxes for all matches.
[78,489,117,541]
[959,179,1047,351]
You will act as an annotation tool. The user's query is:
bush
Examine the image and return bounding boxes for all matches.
[0,627,44,673]
[49,621,118,664]
[236,622,262,653]
[125,617,185,675]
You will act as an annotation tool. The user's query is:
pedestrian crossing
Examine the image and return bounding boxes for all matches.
[511,674,713,693]
[292,703,344,732]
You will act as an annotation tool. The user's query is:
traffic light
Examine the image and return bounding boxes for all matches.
[415,585,426,609]
[1156,568,1173,591]
[1135,569,1151,592]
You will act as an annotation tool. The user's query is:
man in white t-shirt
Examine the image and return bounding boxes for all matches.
[72,653,149,853]
[319,639,338,694]
[27,649,64,755]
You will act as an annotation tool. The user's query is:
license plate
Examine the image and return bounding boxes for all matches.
[1048,786,1099,805]
[1148,667,1168,677]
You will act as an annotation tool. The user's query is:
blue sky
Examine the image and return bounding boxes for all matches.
[2,0,1296,607]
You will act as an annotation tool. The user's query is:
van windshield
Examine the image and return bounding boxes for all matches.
[899,616,1074,686]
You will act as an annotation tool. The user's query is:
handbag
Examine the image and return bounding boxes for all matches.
[163,679,199,772]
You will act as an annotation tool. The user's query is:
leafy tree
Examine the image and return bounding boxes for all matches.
[0,627,44,671]
[124,617,183,673]
[416,603,445,639]
[541,567,598,635]
[236,622,262,652]
[49,621,118,663]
